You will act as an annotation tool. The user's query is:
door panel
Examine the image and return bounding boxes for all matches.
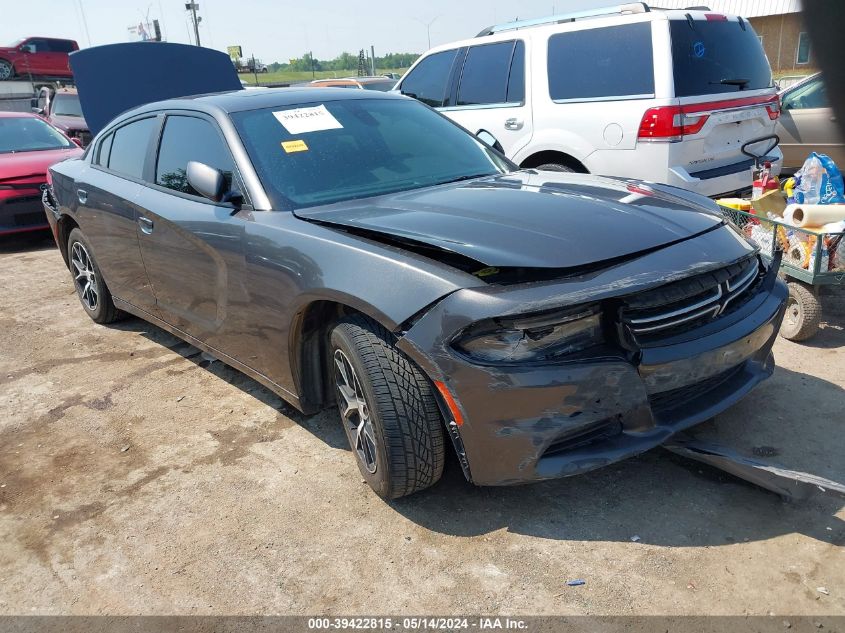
[778,108,845,169]
[72,166,159,313]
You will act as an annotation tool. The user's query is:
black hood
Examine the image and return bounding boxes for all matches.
[295,171,725,269]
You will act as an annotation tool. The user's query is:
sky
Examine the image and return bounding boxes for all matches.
[2,0,612,63]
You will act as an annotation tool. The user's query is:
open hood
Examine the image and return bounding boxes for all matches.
[295,171,725,270]
[69,42,242,136]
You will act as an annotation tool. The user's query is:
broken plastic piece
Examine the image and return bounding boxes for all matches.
[663,435,845,502]
[566,579,586,586]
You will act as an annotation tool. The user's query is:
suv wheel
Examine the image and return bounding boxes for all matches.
[330,315,445,499]
[0,60,13,80]
[67,228,123,324]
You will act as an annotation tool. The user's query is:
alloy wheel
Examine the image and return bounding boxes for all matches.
[334,348,378,474]
[0,61,12,80]
[71,241,99,311]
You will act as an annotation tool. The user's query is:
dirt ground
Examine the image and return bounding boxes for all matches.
[0,232,843,616]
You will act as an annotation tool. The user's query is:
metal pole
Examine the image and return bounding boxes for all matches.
[252,54,258,85]
[76,0,92,47]
[311,50,315,79]
[190,3,201,47]
[370,45,376,75]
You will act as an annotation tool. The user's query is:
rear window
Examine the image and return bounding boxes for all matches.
[670,18,773,97]
[547,23,654,101]
[457,40,524,106]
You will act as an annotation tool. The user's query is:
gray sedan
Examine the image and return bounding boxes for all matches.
[44,89,786,498]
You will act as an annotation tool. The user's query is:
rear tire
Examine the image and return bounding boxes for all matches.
[330,315,445,499]
[67,228,123,324]
[536,163,575,173]
[780,281,821,341]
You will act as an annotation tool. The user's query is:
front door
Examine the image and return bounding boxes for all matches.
[135,113,248,347]
[778,76,845,169]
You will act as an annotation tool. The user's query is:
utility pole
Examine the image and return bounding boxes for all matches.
[185,2,201,46]
[370,45,376,75]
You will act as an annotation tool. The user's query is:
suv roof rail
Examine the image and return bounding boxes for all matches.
[476,2,650,37]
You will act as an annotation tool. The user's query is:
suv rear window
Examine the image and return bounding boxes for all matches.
[670,19,773,97]
[457,40,524,106]
[547,23,654,101]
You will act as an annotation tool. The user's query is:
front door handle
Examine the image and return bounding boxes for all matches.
[504,117,523,131]
[76,189,87,204]
[138,216,154,234]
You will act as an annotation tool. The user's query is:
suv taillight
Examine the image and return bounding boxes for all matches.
[637,106,709,141]
[638,94,781,141]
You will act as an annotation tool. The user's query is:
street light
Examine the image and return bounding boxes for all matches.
[412,15,439,50]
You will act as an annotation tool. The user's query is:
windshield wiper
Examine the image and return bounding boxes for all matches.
[441,173,494,185]
[711,78,750,89]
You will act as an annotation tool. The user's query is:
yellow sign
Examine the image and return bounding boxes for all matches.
[281,140,309,153]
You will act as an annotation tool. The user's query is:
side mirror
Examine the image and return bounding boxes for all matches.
[187,161,226,202]
[475,130,504,154]
[31,107,44,115]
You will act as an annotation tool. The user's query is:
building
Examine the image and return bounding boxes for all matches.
[652,0,813,73]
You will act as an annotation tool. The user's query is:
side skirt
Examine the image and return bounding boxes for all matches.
[112,296,306,413]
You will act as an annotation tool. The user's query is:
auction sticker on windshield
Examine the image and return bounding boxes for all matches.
[273,105,343,134]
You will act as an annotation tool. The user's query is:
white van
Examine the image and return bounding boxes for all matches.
[395,2,783,197]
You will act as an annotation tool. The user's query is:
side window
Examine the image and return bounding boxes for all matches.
[26,39,50,53]
[796,32,811,65]
[783,78,827,110]
[96,132,114,167]
[548,23,654,101]
[107,117,157,179]
[400,49,458,107]
[457,41,521,106]
[155,116,235,197]
[49,40,76,53]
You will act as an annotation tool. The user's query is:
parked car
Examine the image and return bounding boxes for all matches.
[0,112,82,235]
[310,76,397,91]
[395,3,783,197]
[776,72,844,171]
[45,87,787,498]
[34,87,92,146]
[0,37,78,80]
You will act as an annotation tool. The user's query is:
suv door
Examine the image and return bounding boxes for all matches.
[136,113,248,346]
[778,76,844,169]
[76,116,160,314]
[440,40,532,156]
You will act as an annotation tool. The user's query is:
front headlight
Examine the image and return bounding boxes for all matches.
[452,305,604,363]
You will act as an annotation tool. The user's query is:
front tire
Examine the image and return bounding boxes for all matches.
[0,60,14,80]
[535,163,575,173]
[330,315,445,499]
[67,228,123,324]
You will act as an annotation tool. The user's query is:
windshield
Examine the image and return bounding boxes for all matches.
[670,18,773,97]
[52,94,83,117]
[0,116,74,154]
[231,98,511,209]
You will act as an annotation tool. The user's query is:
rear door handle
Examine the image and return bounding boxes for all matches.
[76,189,87,204]
[138,216,154,234]
[504,117,523,130]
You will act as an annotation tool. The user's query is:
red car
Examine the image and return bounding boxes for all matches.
[0,112,82,235]
[0,37,78,80]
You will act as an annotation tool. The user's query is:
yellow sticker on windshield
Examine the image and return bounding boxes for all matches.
[281,139,308,153]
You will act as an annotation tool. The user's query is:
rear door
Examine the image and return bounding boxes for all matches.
[778,75,845,169]
[46,39,76,75]
[440,39,532,156]
[75,116,159,314]
[668,15,779,174]
[135,112,248,346]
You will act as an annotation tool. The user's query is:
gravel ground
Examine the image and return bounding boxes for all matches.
[0,232,843,616]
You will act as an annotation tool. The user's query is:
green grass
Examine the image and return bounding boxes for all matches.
[240,68,408,86]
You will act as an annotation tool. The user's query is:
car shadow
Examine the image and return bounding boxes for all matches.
[0,230,55,253]
[107,316,844,548]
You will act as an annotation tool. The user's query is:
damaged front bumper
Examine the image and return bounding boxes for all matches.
[397,226,788,486]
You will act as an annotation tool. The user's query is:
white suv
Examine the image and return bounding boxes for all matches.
[395,2,783,197]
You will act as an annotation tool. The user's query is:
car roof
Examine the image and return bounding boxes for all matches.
[117,87,406,120]
[0,111,37,119]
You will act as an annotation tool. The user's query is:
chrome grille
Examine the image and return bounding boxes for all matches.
[622,257,761,342]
